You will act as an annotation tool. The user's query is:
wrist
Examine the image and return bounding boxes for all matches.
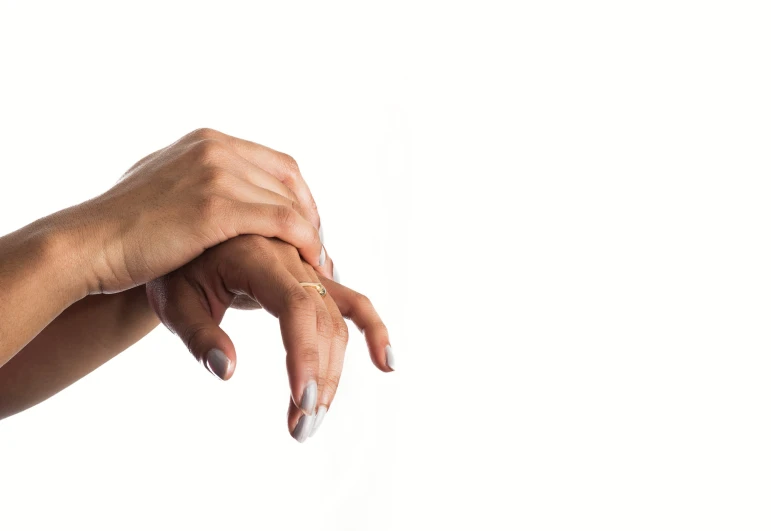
[31,206,104,302]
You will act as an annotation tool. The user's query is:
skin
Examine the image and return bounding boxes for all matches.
[0,129,389,440]
[146,235,391,441]
[0,128,328,368]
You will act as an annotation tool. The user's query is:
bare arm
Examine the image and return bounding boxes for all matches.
[0,215,88,368]
[0,287,158,420]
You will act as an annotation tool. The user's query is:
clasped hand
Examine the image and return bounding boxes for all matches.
[133,130,394,442]
[0,128,393,443]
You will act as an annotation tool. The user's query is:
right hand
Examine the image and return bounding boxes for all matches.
[64,128,327,294]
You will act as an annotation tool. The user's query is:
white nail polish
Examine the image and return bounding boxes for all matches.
[309,406,327,437]
[292,413,315,443]
[332,265,341,283]
[385,345,395,371]
[300,381,318,415]
[319,246,326,267]
[319,223,325,245]
[205,349,230,380]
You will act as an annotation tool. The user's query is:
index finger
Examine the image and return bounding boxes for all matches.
[218,133,321,229]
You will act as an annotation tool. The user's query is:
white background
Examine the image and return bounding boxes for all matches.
[1,1,770,529]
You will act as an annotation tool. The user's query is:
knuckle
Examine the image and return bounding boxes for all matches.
[332,319,350,344]
[198,194,228,221]
[278,153,301,179]
[189,138,229,166]
[188,127,221,141]
[321,374,340,396]
[181,323,208,361]
[353,291,373,309]
[273,204,297,229]
[200,166,231,191]
[316,311,333,339]
[284,288,315,315]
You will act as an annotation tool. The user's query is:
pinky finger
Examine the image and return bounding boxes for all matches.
[320,279,394,373]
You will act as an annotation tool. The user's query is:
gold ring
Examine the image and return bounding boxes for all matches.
[299,282,327,297]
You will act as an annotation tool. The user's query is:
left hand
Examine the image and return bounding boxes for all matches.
[146,234,393,442]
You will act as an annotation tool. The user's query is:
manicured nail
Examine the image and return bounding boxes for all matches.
[319,246,326,267]
[300,381,318,415]
[205,348,230,380]
[309,405,327,438]
[319,223,325,245]
[385,345,395,371]
[332,265,341,283]
[292,413,315,443]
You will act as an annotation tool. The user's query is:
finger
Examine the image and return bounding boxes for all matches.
[287,261,333,416]
[266,241,334,440]
[288,397,314,443]
[216,199,324,268]
[220,181,332,277]
[220,237,320,416]
[321,279,394,373]
[214,132,335,279]
[221,180,333,279]
[277,246,334,431]
[310,281,348,438]
[220,145,302,205]
[146,274,237,380]
[193,129,332,277]
[228,144,335,280]
[218,135,321,229]
[220,177,298,210]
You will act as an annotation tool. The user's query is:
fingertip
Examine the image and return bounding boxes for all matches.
[204,348,236,380]
[385,344,396,372]
[291,412,315,443]
[288,400,316,444]
[299,380,318,416]
[319,245,326,267]
[309,405,327,438]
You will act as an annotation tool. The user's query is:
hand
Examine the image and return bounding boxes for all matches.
[63,128,330,295]
[145,235,393,442]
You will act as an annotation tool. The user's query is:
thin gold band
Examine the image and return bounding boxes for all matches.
[299,282,327,297]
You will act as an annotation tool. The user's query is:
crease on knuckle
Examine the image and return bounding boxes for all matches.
[353,292,373,309]
[316,311,333,339]
[181,323,209,360]
[274,204,297,230]
[284,288,314,315]
[321,374,340,396]
[332,319,350,344]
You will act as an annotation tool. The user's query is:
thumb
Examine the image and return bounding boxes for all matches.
[146,276,237,381]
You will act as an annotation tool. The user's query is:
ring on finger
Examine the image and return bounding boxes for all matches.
[299,282,327,297]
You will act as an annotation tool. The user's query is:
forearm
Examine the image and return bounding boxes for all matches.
[0,212,90,368]
[0,286,159,419]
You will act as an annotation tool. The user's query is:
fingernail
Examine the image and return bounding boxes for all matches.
[319,246,327,267]
[309,405,327,438]
[385,345,396,371]
[205,348,230,380]
[292,413,315,443]
[319,222,325,245]
[332,265,341,283]
[300,381,318,415]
